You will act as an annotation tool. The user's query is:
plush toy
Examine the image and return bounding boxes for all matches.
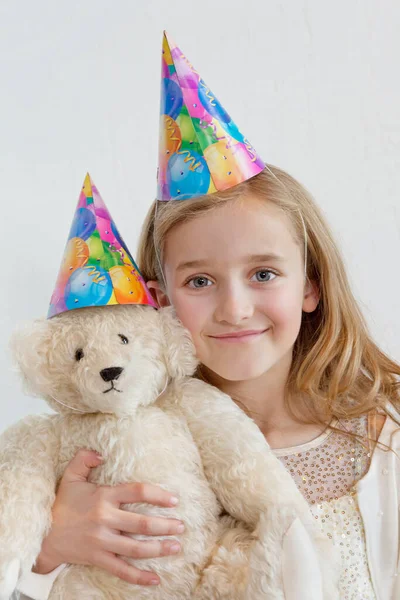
[0,175,317,600]
[1,301,302,600]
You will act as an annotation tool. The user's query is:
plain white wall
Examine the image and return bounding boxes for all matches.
[1,0,399,433]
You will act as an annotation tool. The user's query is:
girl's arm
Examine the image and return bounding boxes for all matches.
[15,564,66,600]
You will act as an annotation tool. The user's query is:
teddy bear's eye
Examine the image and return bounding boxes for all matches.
[118,334,129,345]
[75,348,84,361]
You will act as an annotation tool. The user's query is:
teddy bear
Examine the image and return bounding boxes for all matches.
[1,301,304,600]
[0,174,318,600]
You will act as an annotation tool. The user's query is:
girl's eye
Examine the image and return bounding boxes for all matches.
[186,276,213,289]
[75,348,84,361]
[119,334,129,344]
[251,270,276,283]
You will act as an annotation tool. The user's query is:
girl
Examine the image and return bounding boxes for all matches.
[16,165,400,599]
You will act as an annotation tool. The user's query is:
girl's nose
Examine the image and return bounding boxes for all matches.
[214,284,254,325]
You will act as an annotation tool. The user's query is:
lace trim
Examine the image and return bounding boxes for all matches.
[272,418,338,457]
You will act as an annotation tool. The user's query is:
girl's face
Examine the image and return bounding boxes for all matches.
[148,196,319,382]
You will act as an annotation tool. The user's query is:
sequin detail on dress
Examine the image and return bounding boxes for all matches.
[273,415,377,599]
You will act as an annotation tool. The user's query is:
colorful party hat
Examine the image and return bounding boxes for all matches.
[157,32,265,201]
[48,173,157,318]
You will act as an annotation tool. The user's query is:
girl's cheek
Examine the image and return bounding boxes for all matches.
[260,286,303,324]
[171,295,207,336]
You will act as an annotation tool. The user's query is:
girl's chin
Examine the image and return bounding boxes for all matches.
[201,361,272,384]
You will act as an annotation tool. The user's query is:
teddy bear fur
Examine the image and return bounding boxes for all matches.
[0,305,340,599]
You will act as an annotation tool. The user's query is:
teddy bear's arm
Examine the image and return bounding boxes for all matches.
[177,378,308,528]
[0,414,60,600]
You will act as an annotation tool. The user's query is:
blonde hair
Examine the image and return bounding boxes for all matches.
[137,166,400,427]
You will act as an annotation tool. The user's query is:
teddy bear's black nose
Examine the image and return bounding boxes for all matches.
[100,367,124,382]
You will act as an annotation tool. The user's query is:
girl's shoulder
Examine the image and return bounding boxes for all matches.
[370,402,400,454]
[383,401,400,428]
[367,410,387,443]
[365,402,400,449]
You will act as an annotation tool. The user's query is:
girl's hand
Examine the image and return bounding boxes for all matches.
[32,449,184,587]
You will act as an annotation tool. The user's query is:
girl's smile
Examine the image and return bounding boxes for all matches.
[207,328,270,343]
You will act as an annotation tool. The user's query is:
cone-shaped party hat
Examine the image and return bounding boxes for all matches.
[48,174,157,318]
[157,32,265,201]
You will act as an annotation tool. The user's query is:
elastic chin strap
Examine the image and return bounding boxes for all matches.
[298,209,308,280]
[153,200,169,293]
[264,164,308,280]
[49,395,87,413]
[157,375,170,400]
[49,376,170,414]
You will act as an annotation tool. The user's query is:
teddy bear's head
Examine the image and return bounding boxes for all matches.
[11,305,198,417]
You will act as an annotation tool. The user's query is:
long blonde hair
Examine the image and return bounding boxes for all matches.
[137,166,400,427]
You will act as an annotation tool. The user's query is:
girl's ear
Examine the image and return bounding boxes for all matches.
[147,280,171,308]
[157,307,198,379]
[10,318,54,396]
[303,278,320,313]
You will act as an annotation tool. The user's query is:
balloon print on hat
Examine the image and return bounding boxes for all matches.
[48,173,158,318]
[157,32,265,201]
[64,266,113,310]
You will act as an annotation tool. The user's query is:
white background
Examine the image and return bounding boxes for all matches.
[1,0,399,433]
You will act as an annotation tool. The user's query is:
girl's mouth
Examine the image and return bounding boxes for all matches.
[208,328,269,343]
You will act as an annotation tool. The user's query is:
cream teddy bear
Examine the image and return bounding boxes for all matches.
[0,174,322,599]
[0,303,302,600]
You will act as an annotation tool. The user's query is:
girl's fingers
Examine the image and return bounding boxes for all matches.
[110,482,179,507]
[105,532,181,559]
[61,449,104,484]
[93,551,160,586]
[108,507,185,536]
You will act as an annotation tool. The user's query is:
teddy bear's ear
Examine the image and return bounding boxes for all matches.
[158,307,198,379]
[10,318,55,397]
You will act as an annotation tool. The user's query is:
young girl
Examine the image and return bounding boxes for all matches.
[15,33,400,600]
[16,165,400,600]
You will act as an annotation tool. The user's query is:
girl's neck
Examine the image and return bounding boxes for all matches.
[202,350,329,449]
[203,350,295,429]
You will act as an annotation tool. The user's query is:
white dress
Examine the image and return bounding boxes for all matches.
[273,415,377,600]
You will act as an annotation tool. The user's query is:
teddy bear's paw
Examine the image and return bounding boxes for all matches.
[0,557,20,600]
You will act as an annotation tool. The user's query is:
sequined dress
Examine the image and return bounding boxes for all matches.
[273,415,377,600]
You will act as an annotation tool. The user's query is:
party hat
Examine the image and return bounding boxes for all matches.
[157,31,265,201]
[48,174,157,318]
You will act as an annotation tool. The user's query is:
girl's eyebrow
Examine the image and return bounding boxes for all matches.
[246,253,286,264]
[176,253,286,272]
